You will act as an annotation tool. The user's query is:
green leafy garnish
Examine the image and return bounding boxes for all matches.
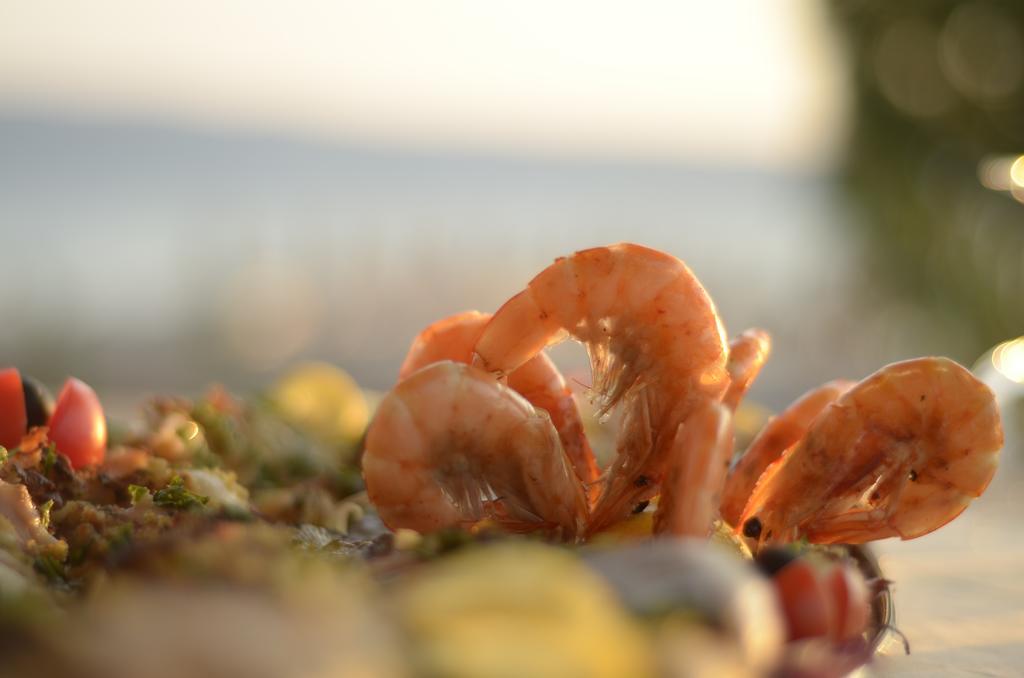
[108,524,134,552]
[34,554,65,582]
[152,476,208,511]
[41,443,58,473]
[38,499,54,530]
[127,484,150,505]
[0,445,8,464]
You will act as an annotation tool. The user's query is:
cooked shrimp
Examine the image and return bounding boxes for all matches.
[363,361,588,538]
[719,379,854,527]
[722,329,772,411]
[738,358,1002,547]
[472,244,730,535]
[398,311,599,491]
[398,311,490,379]
[652,400,734,537]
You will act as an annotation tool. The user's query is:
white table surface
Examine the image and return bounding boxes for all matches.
[872,446,1024,677]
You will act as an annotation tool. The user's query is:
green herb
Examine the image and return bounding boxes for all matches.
[192,403,240,461]
[38,499,53,530]
[34,554,65,582]
[0,446,7,464]
[66,539,92,567]
[153,476,208,511]
[127,484,150,505]
[107,524,134,551]
[40,443,58,473]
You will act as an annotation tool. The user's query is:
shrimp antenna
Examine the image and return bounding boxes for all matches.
[877,624,911,655]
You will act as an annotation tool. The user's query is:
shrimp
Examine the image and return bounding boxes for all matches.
[719,379,854,527]
[399,311,490,378]
[472,243,730,535]
[362,361,589,538]
[652,400,734,537]
[738,357,1003,547]
[722,329,772,411]
[398,311,599,491]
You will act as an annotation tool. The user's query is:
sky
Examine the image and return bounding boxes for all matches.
[0,0,848,168]
[0,0,870,399]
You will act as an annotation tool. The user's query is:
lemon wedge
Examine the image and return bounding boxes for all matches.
[271,362,369,442]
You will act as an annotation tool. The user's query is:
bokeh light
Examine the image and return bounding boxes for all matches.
[992,337,1024,384]
[873,19,955,118]
[940,2,1023,104]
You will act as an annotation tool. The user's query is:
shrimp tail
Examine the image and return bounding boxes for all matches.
[723,329,772,411]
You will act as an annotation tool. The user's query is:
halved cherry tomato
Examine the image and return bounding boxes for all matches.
[771,555,872,644]
[772,558,831,641]
[825,564,871,642]
[0,368,27,449]
[48,377,107,468]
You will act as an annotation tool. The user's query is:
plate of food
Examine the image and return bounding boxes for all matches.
[0,244,1002,677]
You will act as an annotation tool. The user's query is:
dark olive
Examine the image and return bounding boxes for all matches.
[21,375,54,428]
[753,546,798,577]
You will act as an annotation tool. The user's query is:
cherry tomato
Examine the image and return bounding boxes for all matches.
[48,377,107,468]
[772,558,830,641]
[0,367,27,449]
[825,564,871,642]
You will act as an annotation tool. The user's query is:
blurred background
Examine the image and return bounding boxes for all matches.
[1,0,1022,416]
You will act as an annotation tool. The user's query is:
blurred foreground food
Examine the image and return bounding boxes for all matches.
[0,362,892,678]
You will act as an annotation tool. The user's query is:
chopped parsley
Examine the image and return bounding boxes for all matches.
[34,554,65,582]
[38,499,53,530]
[107,524,134,552]
[127,484,150,505]
[152,476,208,511]
[40,443,58,474]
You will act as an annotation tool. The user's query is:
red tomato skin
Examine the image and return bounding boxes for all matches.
[773,559,831,641]
[0,368,27,449]
[48,378,107,468]
[825,564,871,642]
